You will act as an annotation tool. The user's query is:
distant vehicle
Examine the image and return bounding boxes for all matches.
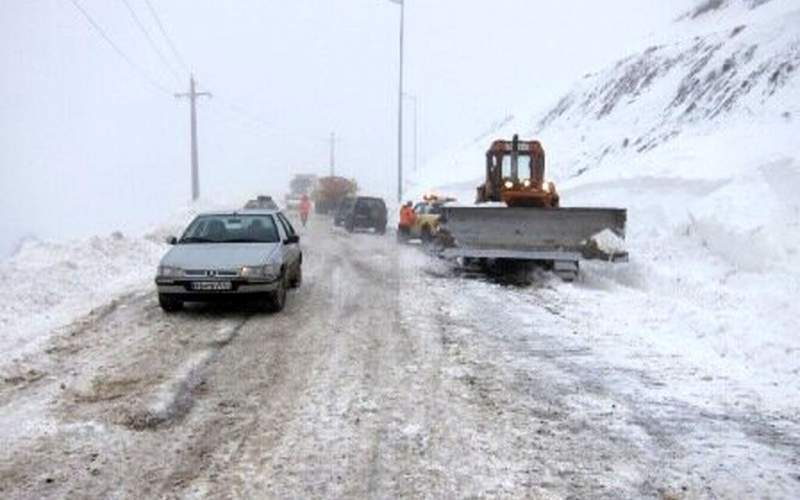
[244,195,279,210]
[155,209,302,312]
[333,197,356,227]
[313,176,357,214]
[339,196,387,234]
[399,194,456,244]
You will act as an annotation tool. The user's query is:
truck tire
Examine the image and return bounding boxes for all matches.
[158,294,183,313]
[553,260,579,282]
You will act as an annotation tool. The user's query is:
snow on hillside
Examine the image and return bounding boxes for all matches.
[410,0,800,412]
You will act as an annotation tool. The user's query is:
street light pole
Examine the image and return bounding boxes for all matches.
[403,93,418,173]
[389,0,405,203]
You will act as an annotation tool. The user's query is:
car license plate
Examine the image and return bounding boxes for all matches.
[190,281,232,291]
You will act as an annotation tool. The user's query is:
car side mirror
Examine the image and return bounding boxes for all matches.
[284,235,300,245]
[165,236,178,245]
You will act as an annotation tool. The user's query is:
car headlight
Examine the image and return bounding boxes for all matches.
[158,265,183,278]
[240,263,280,280]
[522,178,531,188]
[542,182,551,193]
[504,180,514,189]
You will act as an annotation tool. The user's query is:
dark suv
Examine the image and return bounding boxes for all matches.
[340,196,387,234]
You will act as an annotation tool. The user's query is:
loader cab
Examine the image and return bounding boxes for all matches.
[481,135,558,208]
[487,137,545,187]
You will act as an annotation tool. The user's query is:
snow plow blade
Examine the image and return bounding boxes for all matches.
[439,205,628,263]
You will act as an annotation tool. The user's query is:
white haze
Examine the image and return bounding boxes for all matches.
[0,0,694,256]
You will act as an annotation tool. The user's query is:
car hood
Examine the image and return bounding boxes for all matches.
[160,243,280,270]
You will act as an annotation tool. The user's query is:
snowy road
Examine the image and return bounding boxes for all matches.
[0,216,798,499]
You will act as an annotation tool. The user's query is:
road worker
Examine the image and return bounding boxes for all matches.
[299,194,312,227]
[397,201,416,242]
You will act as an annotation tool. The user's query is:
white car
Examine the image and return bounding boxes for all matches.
[155,209,302,312]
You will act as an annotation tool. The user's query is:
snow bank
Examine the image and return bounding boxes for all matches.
[0,201,228,367]
[0,233,165,365]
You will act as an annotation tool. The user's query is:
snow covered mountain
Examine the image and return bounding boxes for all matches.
[538,0,799,178]
[417,0,799,190]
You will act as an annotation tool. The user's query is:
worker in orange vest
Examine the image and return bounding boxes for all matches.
[299,194,312,228]
[397,201,416,242]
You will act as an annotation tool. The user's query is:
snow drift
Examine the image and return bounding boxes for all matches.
[0,201,233,366]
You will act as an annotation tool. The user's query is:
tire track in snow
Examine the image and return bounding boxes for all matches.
[122,318,251,430]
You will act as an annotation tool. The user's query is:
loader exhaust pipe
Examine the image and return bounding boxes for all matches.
[510,134,519,182]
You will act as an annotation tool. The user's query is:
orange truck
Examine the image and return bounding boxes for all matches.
[312,176,357,215]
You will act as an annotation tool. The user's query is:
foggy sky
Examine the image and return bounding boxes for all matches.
[0,0,695,256]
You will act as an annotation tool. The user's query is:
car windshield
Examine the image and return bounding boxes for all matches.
[179,214,280,244]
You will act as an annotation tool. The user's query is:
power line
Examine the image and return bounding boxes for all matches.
[67,0,172,95]
[142,0,190,73]
[119,0,182,83]
[196,79,328,143]
[207,98,327,144]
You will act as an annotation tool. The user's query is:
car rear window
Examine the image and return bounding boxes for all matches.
[358,198,385,211]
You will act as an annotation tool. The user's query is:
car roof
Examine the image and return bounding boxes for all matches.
[199,208,282,216]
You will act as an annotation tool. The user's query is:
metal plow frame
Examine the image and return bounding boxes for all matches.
[439,205,628,278]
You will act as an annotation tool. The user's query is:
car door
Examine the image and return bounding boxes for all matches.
[276,213,301,273]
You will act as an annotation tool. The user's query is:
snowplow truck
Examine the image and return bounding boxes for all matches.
[439,135,628,281]
[312,176,357,215]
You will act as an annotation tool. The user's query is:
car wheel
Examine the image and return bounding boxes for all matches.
[376,224,386,235]
[290,263,302,288]
[158,294,183,312]
[268,272,288,312]
[346,219,355,233]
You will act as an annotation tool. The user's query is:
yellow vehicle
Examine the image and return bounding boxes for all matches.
[404,195,456,243]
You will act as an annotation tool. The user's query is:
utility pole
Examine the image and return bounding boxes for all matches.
[397,0,405,203]
[329,132,336,176]
[175,75,211,201]
[387,0,405,203]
